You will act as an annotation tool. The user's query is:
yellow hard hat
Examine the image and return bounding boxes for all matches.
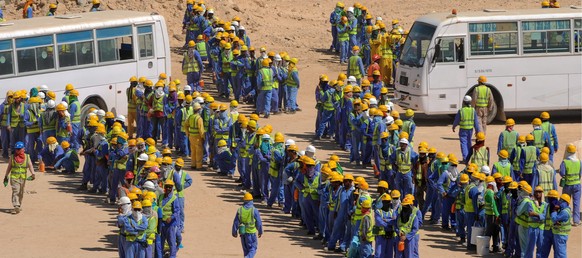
[542,0,550,6]
[541,147,550,155]
[162,148,172,155]
[132,201,142,210]
[47,91,56,99]
[518,135,526,143]
[505,118,515,126]
[361,199,372,209]
[175,158,184,167]
[388,123,398,131]
[478,75,487,83]
[131,188,143,196]
[390,110,400,118]
[405,109,414,117]
[185,95,192,102]
[60,141,70,149]
[498,150,509,159]
[476,132,486,141]
[224,43,232,50]
[502,176,512,183]
[147,172,158,180]
[399,132,409,140]
[217,139,227,147]
[92,0,100,4]
[539,153,549,162]
[65,83,75,91]
[560,193,571,204]
[144,80,153,87]
[158,73,167,80]
[321,166,332,175]
[56,103,67,111]
[401,197,413,206]
[343,85,353,93]
[336,2,345,8]
[164,179,175,187]
[129,76,138,82]
[290,58,298,64]
[127,193,138,201]
[343,173,354,181]
[535,186,544,192]
[243,192,253,201]
[548,190,559,198]
[105,111,115,119]
[390,190,401,199]
[522,184,532,194]
[249,114,259,121]
[460,174,469,183]
[391,19,399,25]
[274,133,284,143]
[302,156,316,166]
[139,77,147,83]
[361,79,370,87]
[162,156,173,165]
[526,134,535,142]
[287,144,299,152]
[567,144,577,153]
[380,131,389,139]
[128,139,136,147]
[359,181,369,190]
[141,199,152,207]
[540,111,550,119]
[381,194,392,201]
[49,3,57,8]
[508,181,518,189]
[332,174,344,182]
[532,118,542,126]
[230,100,239,107]
[69,89,79,96]
[378,180,388,189]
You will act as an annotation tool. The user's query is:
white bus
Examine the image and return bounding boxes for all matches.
[0,10,171,118]
[394,7,582,123]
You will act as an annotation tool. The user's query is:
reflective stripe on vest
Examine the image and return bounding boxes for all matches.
[10,154,28,179]
[196,42,207,57]
[533,130,544,149]
[70,101,81,124]
[302,174,320,200]
[127,87,137,110]
[1,104,9,126]
[238,206,257,234]
[476,85,490,107]
[153,96,163,112]
[397,149,412,173]
[349,56,362,79]
[552,207,572,235]
[564,160,581,185]
[494,162,511,177]
[528,201,547,229]
[512,146,522,172]
[221,52,232,73]
[501,192,509,214]
[10,103,24,128]
[268,149,282,177]
[26,109,40,133]
[338,24,349,41]
[259,68,273,91]
[541,121,554,146]
[470,147,488,168]
[484,189,496,215]
[146,216,158,245]
[188,114,202,135]
[464,184,476,213]
[523,146,537,174]
[537,164,555,194]
[402,120,413,135]
[459,107,475,130]
[456,187,465,209]
[56,116,70,137]
[353,194,372,221]
[515,198,533,227]
[323,91,334,111]
[183,54,200,74]
[126,218,146,242]
[348,18,357,35]
[177,171,188,197]
[359,212,375,242]
[501,130,517,153]
[285,68,299,87]
[160,194,177,221]
[397,207,419,235]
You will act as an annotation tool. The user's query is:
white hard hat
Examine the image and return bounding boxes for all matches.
[138,153,149,161]
[60,101,68,109]
[118,196,131,205]
[184,85,192,91]
[481,165,491,175]
[285,139,295,146]
[387,102,394,111]
[239,26,245,31]
[306,145,316,154]
[384,115,394,125]
[216,27,224,32]
[115,115,126,123]
[47,100,56,108]
[207,8,214,14]
[347,7,354,13]
[39,85,49,91]
[274,54,282,61]
[37,92,45,99]
[195,97,204,104]
[376,17,383,21]
[298,150,305,156]
[229,26,235,31]
[96,109,106,116]
[193,103,202,110]
[399,138,409,145]
[143,181,156,191]
[262,134,271,140]
[348,76,357,83]
[369,98,377,105]
[463,95,472,102]
[231,21,239,26]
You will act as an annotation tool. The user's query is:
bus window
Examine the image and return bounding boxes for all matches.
[0,40,14,76]
[435,38,464,63]
[15,35,55,73]
[96,26,133,62]
[138,25,154,58]
[469,22,518,55]
[574,19,581,52]
[522,20,570,54]
[57,30,94,67]
[399,22,436,67]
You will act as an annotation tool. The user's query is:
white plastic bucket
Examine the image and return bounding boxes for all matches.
[476,236,490,256]
[470,226,485,245]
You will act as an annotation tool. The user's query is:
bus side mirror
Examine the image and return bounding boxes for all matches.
[432,43,441,64]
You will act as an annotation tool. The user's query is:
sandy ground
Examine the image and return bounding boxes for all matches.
[1,0,582,257]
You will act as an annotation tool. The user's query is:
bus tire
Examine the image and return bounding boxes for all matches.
[486,99,498,124]
[81,96,107,122]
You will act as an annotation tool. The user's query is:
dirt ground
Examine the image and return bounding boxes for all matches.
[1,0,581,257]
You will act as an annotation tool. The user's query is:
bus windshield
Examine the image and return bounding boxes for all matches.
[399,22,436,67]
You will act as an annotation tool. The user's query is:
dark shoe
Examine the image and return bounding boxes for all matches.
[77,184,88,190]
[306,231,315,235]
[459,237,465,244]
[88,189,97,193]
[313,235,323,240]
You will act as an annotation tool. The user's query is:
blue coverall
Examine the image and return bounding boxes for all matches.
[232,201,263,258]
[160,191,182,258]
[452,108,481,161]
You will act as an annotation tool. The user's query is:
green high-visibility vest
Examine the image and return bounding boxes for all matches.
[1,103,10,126]
[268,148,283,177]
[127,87,137,110]
[397,207,419,235]
[541,121,555,146]
[459,107,475,130]
[238,206,257,234]
[563,160,581,185]
[501,191,509,215]
[70,100,81,124]
[455,186,465,209]
[182,54,200,74]
[160,194,177,221]
[338,24,349,41]
[501,130,518,154]
[512,146,522,172]
[146,215,158,245]
[26,109,40,133]
[484,189,497,215]
[259,68,273,91]
[464,184,476,213]
[302,174,320,200]
[196,41,207,57]
[359,212,375,242]
[188,114,202,136]
[522,146,537,174]
[470,147,489,168]
[152,96,163,112]
[475,85,490,107]
[515,198,533,227]
[10,103,24,128]
[402,120,413,135]
[352,193,372,222]
[532,129,545,149]
[56,116,70,137]
[349,56,362,79]
[552,207,572,235]
[126,218,146,242]
[285,68,299,87]
[494,162,511,177]
[10,154,28,179]
[348,18,357,35]
[396,149,412,174]
[221,52,233,73]
[322,91,334,111]
[528,201,547,229]
[537,164,555,194]
[177,171,189,197]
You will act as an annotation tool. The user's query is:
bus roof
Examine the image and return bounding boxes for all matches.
[0,10,162,40]
[417,7,582,26]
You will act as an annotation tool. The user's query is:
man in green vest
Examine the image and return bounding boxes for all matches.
[158,179,181,258]
[540,111,559,160]
[535,153,557,196]
[185,103,205,170]
[315,79,337,140]
[54,141,79,174]
[256,58,274,117]
[172,158,191,234]
[559,144,581,226]
[551,194,572,257]
[0,91,14,159]
[515,183,533,257]
[492,150,512,177]
[68,89,82,150]
[183,40,204,91]
[124,201,149,258]
[520,134,540,186]
[195,35,208,62]
[497,118,519,155]
[141,198,158,258]
[531,117,552,157]
[337,16,350,63]
[468,132,490,168]
[126,76,138,138]
[232,192,263,258]
[452,95,481,162]
[23,96,42,164]
[7,91,26,149]
[3,141,35,214]
[220,43,234,98]
[525,186,548,257]
[471,75,494,134]
[484,175,501,252]
[396,196,420,257]
[358,199,374,257]
[285,57,300,113]
[347,46,365,84]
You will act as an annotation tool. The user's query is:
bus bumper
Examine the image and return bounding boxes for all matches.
[394,90,460,115]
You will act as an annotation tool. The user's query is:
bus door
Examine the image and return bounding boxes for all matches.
[135,24,158,80]
[428,37,466,109]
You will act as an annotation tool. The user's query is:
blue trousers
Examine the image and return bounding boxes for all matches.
[339,40,349,63]
[553,234,568,258]
[465,212,476,247]
[328,211,347,250]
[318,204,328,239]
[82,155,95,184]
[396,172,414,197]
[302,196,319,233]
[108,169,124,201]
[375,236,394,258]
[316,110,334,137]
[349,34,358,54]
[10,126,25,148]
[442,197,456,228]
[459,129,473,161]
[71,123,81,150]
[233,75,243,101]
[145,244,153,258]
[362,140,372,164]
[331,25,338,50]
[240,157,251,189]
[283,183,294,213]
[518,225,529,258]
[141,114,151,138]
[359,241,373,258]
[397,235,419,258]
[221,73,232,96]
[259,163,269,202]
[91,165,108,192]
[25,132,41,163]
[151,116,164,141]
[279,85,287,110]
[540,230,553,258]
[161,224,178,258]
[456,209,466,239]
[155,234,162,258]
[240,233,258,258]
[257,90,272,115]
[163,118,175,147]
[118,235,128,258]
[267,175,283,206]
[506,218,521,257]
[270,88,279,113]
[525,227,543,258]
[251,159,261,197]
[178,197,185,233]
[125,241,145,258]
[175,129,189,155]
[1,126,10,158]
[351,133,361,163]
[362,47,371,68]
[286,86,298,111]
[563,184,581,224]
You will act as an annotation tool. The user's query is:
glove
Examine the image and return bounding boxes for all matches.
[3,177,8,187]
[287,176,294,183]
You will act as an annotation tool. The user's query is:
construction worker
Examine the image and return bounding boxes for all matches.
[66,90,81,149]
[347,46,365,84]
[23,96,42,164]
[350,181,372,249]
[89,124,108,194]
[559,144,581,226]
[195,35,208,62]
[452,95,481,162]
[358,199,374,258]
[468,132,490,168]
[316,76,336,140]
[90,0,101,12]
[40,136,63,169]
[255,133,272,202]
[285,57,300,113]
[395,197,420,258]
[232,192,263,258]
[531,118,552,155]
[256,59,274,117]
[523,186,547,258]
[149,83,166,142]
[221,43,234,98]
[401,109,416,143]
[23,0,34,18]
[520,134,540,186]
[338,16,350,63]
[536,153,557,196]
[498,175,513,252]
[551,194,572,258]
[124,201,149,258]
[173,158,191,235]
[126,76,138,138]
[391,138,418,197]
[186,103,205,170]
[54,141,79,174]
[491,150,511,178]
[329,2,344,52]
[497,118,519,155]
[158,179,181,258]
[515,182,533,257]
[3,141,35,214]
[346,7,358,52]
[455,173,470,243]
[183,40,205,91]
[8,91,26,148]
[465,172,485,251]
[141,198,157,258]
[0,91,14,159]
[540,111,559,159]
[484,176,501,253]
[439,157,459,231]
[327,173,354,252]
[40,99,57,144]
[215,139,236,176]
[373,191,395,258]
[267,133,285,207]
[471,76,494,133]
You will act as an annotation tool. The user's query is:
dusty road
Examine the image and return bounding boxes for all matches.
[1,0,582,257]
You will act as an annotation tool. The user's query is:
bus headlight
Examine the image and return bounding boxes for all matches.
[413,80,421,88]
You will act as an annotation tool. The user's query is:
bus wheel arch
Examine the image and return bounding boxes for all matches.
[466,85,505,124]
[81,95,108,122]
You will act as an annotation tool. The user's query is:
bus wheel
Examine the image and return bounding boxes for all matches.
[486,99,498,124]
[80,103,99,123]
